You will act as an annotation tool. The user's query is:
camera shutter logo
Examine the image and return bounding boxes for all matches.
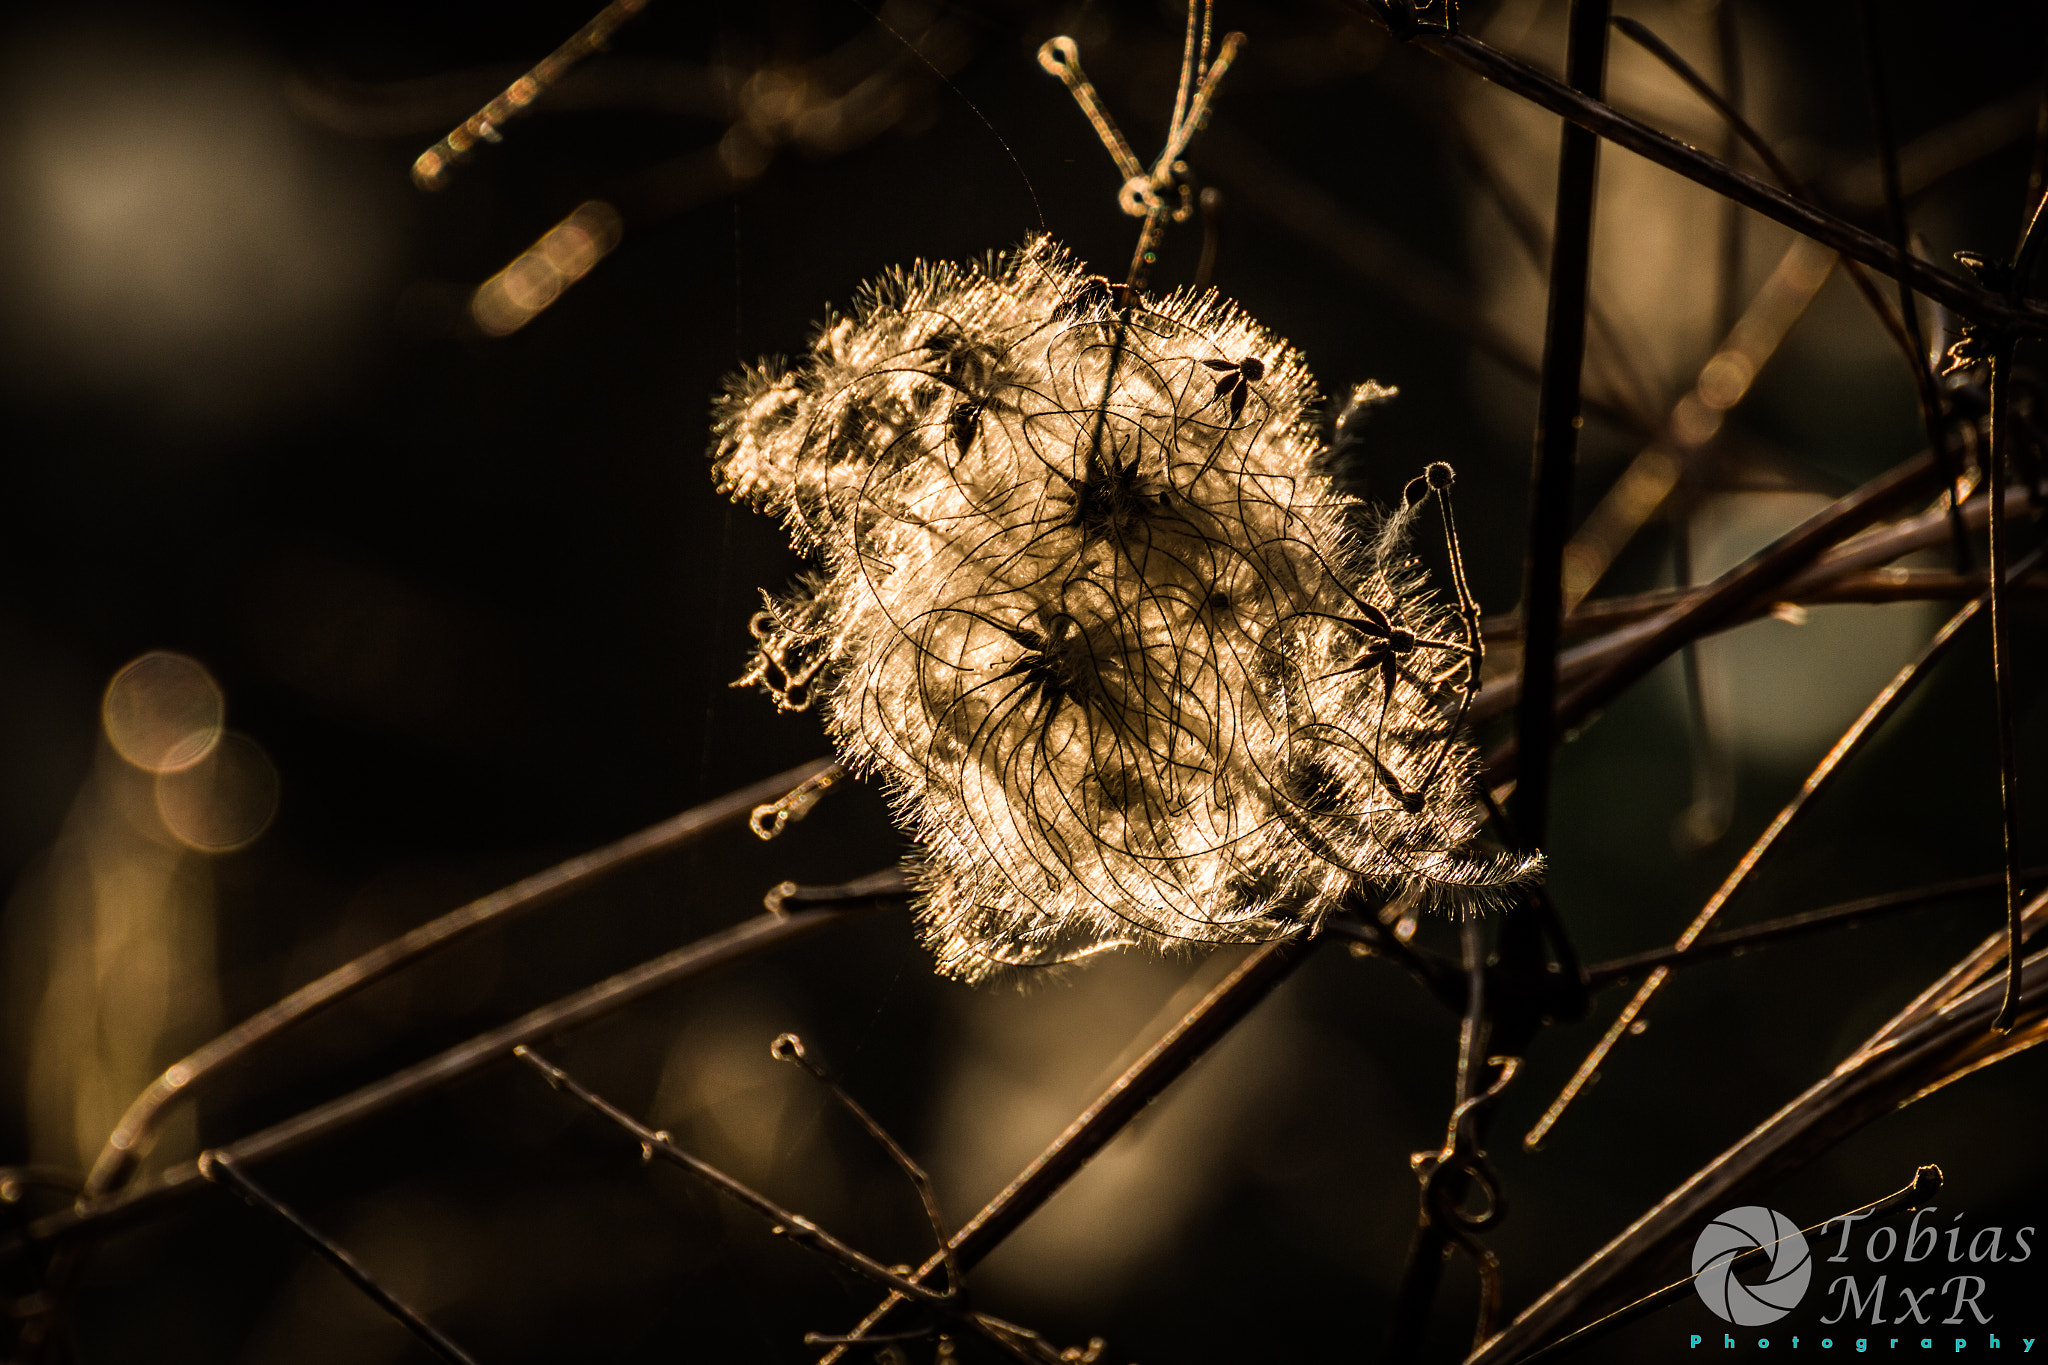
[1692,1206,1812,1325]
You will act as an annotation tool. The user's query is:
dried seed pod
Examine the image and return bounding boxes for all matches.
[712,237,1538,980]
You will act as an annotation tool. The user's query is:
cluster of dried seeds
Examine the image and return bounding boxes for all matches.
[713,237,1536,980]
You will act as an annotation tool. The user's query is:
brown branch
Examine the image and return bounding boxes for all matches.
[1484,563,2048,647]
[1385,27,2048,338]
[1473,448,1942,749]
[81,757,836,1201]
[201,1151,481,1365]
[1986,351,2026,1031]
[1516,1166,1942,1364]
[1470,922,2048,1363]
[818,935,1318,1361]
[412,0,653,189]
[1525,542,2045,1149]
[3,899,889,1264]
[514,1049,1053,1365]
[1584,866,2048,988]
[1510,0,1610,859]
[1608,16,1924,380]
[772,1032,962,1298]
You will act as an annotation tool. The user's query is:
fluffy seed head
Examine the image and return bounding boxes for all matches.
[712,237,1538,980]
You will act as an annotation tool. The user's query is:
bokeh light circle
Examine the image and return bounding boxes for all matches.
[102,651,224,773]
[153,731,279,852]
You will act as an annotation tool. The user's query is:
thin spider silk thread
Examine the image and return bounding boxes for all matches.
[712,237,1539,980]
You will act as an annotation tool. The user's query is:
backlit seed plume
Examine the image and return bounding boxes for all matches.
[712,237,1539,980]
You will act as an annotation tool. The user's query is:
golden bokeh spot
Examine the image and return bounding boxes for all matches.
[101,651,224,774]
[470,201,622,337]
[153,731,280,853]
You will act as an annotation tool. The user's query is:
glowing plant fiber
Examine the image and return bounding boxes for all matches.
[713,238,1539,980]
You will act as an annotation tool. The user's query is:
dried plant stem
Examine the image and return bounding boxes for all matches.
[412,0,651,189]
[1485,563,2048,647]
[1987,349,2024,1032]
[1387,922,1510,1361]
[3,901,883,1264]
[1396,27,2048,338]
[1509,0,1607,859]
[200,1151,481,1365]
[1870,889,2048,1050]
[1474,938,2048,1363]
[1339,865,2048,1011]
[1480,448,1941,768]
[818,936,1316,1362]
[1195,119,1648,436]
[514,1049,1048,1365]
[1517,1166,1942,1365]
[1855,0,1971,569]
[772,1033,961,1297]
[1327,914,1466,1010]
[1610,16,1925,384]
[82,757,834,1201]
[1584,866,2048,988]
[1527,542,2047,1149]
[1475,480,2040,730]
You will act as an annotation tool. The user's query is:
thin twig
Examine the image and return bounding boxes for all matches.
[1326,916,1465,1010]
[1869,888,2048,1051]
[1610,8,1971,584]
[1517,1166,1942,1364]
[1987,347,2024,1032]
[818,936,1317,1362]
[770,1033,962,1297]
[81,756,836,1200]
[1608,16,1927,382]
[1386,919,1508,1361]
[4,901,888,1264]
[1476,941,2048,1363]
[766,868,911,913]
[1476,475,2040,734]
[1584,866,2048,989]
[1983,179,2047,1030]
[412,0,652,190]
[1378,25,2048,338]
[1469,21,1613,1307]
[1483,561,2048,646]
[1855,0,1971,570]
[1687,0,1743,839]
[1037,4,1244,292]
[1482,449,1941,773]
[1527,540,2048,1149]
[512,1050,1052,1365]
[1194,118,1651,438]
[201,1150,481,1365]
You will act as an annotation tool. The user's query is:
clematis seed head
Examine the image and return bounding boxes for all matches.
[712,237,1539,981]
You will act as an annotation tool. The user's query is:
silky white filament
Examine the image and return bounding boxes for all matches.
[713,237,1539,980]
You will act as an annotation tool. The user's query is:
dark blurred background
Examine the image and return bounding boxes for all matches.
[2,1,2046,1360]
